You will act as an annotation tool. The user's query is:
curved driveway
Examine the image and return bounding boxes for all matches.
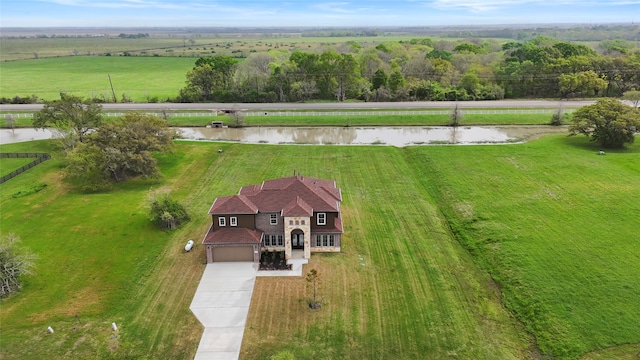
[0,100,595,112]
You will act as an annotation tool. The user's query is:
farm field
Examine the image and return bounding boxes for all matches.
[1,134,639,359]
[0,56,196,102]
[0,34,434,62]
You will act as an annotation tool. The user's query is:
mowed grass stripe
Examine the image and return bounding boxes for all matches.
[241,145,528,359]
[406,135,640,358]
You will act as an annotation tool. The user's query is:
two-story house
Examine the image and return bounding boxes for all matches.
[202,175,343,262]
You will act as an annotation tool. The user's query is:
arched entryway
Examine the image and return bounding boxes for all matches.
[291,228,304,250]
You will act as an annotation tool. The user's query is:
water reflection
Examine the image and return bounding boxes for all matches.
[2,126,566,147]
[180,126,565,147]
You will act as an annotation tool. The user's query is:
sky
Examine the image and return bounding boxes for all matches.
[1,0,639,28]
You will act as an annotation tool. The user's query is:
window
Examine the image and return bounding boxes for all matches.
[230,217,237,227]
[315,234,335,247]
[317,213,326,225]
[218,217,226,226]
[301,220,306,225]
[270,214,278,225]
[289,220,293,225]
[295,220,299,225]
[264,235,283,247]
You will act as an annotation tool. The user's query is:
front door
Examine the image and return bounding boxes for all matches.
[291,231,304,249]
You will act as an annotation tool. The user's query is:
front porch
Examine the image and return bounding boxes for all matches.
[257,249,308,277]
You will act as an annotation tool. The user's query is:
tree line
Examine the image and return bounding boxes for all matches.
[179,36,640,103]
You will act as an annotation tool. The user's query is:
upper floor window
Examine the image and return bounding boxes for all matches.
[218,217,226,227]
[230,217,237,227]
[270,214,278,225]
[317,213,326,225]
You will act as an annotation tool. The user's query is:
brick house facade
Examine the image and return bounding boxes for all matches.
[202,176,343,262]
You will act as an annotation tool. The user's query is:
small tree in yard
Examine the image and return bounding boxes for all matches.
[0,234,37,298]
[569,98,640,148]
[148,191,190,230]
[306,268,321,309]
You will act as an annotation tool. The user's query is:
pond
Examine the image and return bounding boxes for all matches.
[1,126,566,146]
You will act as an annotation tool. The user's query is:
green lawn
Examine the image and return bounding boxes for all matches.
[1,134,638,359]
[0,157,36,177]
[0,56,196,102]
[0,112,566,128]
[407,135,640,358]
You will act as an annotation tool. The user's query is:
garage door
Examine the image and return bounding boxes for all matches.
[212,246,254,262]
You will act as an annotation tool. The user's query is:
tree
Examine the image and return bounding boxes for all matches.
[569,98,640,148]
[1,234,37,298]
[371,69,388,90]
[550,105,569,126]
[306,268,321,309]
[194,56,239,90]
[66,113,177,191]
[622,90,640,107]
[148,190,190,230]
[183,64,220,101]
[558,70,608,98]
[228,104,245,128]
[32,93,102,146]
[450,103,463,127]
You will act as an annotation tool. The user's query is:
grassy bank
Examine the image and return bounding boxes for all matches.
[0,112,565,128]
[1,134,638,359]
[0,56,195,102]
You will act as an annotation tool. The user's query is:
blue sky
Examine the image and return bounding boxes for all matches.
[1,0,639,27]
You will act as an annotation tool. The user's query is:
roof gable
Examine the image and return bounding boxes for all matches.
[208,195,258,214]
[282,196,314,217]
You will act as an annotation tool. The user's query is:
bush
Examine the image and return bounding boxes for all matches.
[0,234,37,298]
[148,191,190,230]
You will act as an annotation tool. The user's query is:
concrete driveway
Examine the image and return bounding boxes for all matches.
[190,262,258,360]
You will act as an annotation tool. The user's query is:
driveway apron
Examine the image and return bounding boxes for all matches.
[190,263,258,360]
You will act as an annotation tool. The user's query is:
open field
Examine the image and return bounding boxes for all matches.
[0,34,440,62]
[0,56,196,102]
[408,135,640,358]
[1,134,639,359]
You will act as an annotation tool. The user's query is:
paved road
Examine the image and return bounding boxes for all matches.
[0,100,595,112]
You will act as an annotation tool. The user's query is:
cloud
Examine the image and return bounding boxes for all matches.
[425,0,640,12]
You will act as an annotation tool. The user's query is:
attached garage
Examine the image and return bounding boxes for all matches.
[212,246,254,262]
[202,226,263,263]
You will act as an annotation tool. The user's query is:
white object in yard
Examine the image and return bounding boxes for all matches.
[185,240,194,252]
[112,322,118,331]
[47,326,54,334]
[599,150,605,155]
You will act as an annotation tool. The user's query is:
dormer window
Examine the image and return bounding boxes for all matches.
[218,217,226,226]
[317,213,326,225]
[230,217,237,227]
[270,214,278,225]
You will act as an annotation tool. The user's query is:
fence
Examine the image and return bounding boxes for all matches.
[3,108,573,119]
[0,153,51,184]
